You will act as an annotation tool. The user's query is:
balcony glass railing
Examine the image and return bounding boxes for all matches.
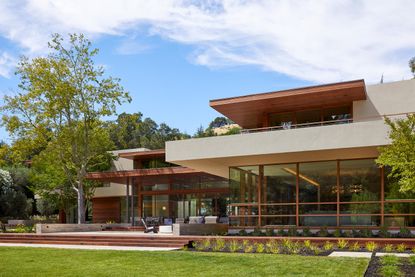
[241,118,353,134]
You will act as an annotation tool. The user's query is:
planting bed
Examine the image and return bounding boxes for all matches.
[365,255,415,277]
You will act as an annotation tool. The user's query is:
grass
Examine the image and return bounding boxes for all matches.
[0,247,369,277]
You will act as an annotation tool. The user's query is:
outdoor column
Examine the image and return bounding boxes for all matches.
[130,177,135,226]
[126,177,130,223]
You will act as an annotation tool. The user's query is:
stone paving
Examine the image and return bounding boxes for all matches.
[329,251,373,258]
[0,243,180,251]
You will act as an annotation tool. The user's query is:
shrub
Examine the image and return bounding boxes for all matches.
[383,244,394,252]
[396,243,406,253]
[12,224,34,233]
[365,241,377,252]
[333,229,343,237]
[302,227,312,237]
[229,240,241,253]
[337,239,348,249]
[303,240,313,250]
[378,225,390,238]
[265,228,275,237]
[287,227,298,237]
[238,229,248,236]
[349,242,360,251]
[323,241,334,251]
[277,229,287,236]
[255,243,265,253]
[212,238,226,252]
[317,227,329,237]
[343,230,353,238]
[310,245,321,255]
[252,228,263,236]
[282,239,300,254]
[359,229,373,238]
[201,239,211,250]
[192,241,204,251]
[243,243,254,253]
[412,247,415,254]
[265,240,279,254]
[398,227,412,238]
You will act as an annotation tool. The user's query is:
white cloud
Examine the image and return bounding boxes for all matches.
[0,52,17,78]
[0,0,414,83]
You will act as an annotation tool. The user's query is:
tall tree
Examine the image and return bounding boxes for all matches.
[1,34,130,223]
[377,115,415,193]
[409,57,415,78]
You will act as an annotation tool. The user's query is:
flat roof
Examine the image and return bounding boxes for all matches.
[210,79,366,129]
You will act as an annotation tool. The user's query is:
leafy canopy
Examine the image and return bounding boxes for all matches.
[377,115,415,193]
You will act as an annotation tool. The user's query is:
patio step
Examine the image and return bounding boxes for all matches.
[0,234,191,248]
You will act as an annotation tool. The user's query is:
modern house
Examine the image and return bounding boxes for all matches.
[166,79,415,229]
[88,148,229,224]
[89,79,415,230]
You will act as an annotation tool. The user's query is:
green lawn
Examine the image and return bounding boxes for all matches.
[0,247,369,277]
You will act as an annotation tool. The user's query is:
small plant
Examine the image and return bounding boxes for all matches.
[358,229,373,238]
[238,229,248,236]
[381,255,400,266]
[343,230,353,238]
[212,238,226,252]
[333,229,343,237]
[287,227,298,237]
[192,241,204,251]
[201,239,211,250]
[243,243,254,253]
[310,245,321,255]
[323,241,334,251]
[302,227,312,237]
[281,239,300,254]
[337,239,348,249]
[396,243,406,253]
[303,240,313,250]
[265,228,275,237]
[106,220,115,224]
[349,242,360,251]
[255,242,265,253]
[378,225,390,238]
[242,239,250,248]
[229,240,241,253]
[412,246,415,254]
[380,265,402,277]
[277,229,287,236]
[317,227,329,237]
[365,241,377,252]
[182,245,189,251]
[265,240,279,254]
[252,228,263,236]
[398,227,412,238]
[383,244,394,253]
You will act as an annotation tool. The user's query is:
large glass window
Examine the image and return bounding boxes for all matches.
[299,161,337,203]
[323,106,351,124]
[296,110,321,126]
[269,112,294,129]
[339,159,381,202]
[263,164,296,203]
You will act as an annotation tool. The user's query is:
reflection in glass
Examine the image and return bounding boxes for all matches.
[339,159,380,202]
[299,161,337,203]
[230,166,258,204]
[263,164,296,203]
[339,216,380,226]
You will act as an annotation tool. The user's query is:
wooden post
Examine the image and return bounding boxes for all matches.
[126,177,130,223]
[381,166,385,226]
[258,165,263,227]
[296,163,299,227]
[336,160,340,227]
[130,177,135,226]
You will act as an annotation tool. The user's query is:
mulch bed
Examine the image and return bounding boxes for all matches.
[364,256,415,277]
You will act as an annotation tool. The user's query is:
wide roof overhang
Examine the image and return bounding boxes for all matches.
[210,79,367,129]
[118,149,165,160]
[86,166,200,182]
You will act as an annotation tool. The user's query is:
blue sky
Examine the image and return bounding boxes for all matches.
[1,1,414,142]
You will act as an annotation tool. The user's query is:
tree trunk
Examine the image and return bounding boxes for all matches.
[77,183,86,224]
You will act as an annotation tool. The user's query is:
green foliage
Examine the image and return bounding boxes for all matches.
[323,241,334,251]
[243,242,254,253]
[287,227,298,237]
[396,243,406,252]
[228,240,240,253]
[378,225,390,238]
[365,241,377,252]
[192,241,204,251]
[238,229,248,236]
[409,56,415,77]
[212,238,226,252]
[380,265,402,277]
[265,240,279,254]
[349,242,360,251]
[106,113,189,150]
[333,229,343,237]
[201,239,211,251]
[252,227,264,236]
[36,198,57,217]
[303,240,313,250]
[398,227,412,238]
[10,224,34,233]
[337,239,348,249]
[1,33,130,223]
[377,115,415,193]
[317,227,329,237]
[383,244,394,252]
[255,242,265,253]
[265,228,275,237]
[302,227,312,237]
[277,229,287,236]
[0,169,32,219]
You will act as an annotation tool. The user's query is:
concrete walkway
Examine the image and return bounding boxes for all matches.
[329,251,372,258]
[376,252,415,257]
[0,243,180,251]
